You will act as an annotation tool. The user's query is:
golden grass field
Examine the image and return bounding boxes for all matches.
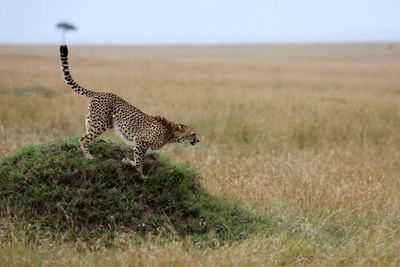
[1,43,400,266]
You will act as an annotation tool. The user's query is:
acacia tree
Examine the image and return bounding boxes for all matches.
[56,22,77,44]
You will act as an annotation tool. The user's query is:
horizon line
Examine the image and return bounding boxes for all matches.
[1,39,399,47]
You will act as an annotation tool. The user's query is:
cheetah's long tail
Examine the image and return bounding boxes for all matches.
[60,45,96,97]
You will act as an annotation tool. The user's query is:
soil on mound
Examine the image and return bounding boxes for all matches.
[0,138,270,242]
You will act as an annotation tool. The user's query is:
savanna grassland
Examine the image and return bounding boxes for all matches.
[0,43,400,266]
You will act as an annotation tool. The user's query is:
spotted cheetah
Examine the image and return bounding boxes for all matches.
[60,45,199,174]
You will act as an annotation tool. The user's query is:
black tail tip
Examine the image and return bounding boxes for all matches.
[60,45,68,56]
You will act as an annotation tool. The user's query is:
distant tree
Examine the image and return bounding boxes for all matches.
[56,22,77,44]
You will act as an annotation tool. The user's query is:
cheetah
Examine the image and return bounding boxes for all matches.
[59,45,199,174]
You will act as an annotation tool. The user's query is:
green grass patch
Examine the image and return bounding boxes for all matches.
[0,138,272,244]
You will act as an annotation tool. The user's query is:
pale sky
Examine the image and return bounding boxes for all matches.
[0,0,399,44]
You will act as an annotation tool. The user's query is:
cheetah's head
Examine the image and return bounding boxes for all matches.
[173,124,199,146]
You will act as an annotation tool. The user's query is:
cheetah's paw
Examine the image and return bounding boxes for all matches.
[122,158,136,167]
[84,154,94,160]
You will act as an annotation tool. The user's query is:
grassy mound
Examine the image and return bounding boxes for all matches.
[0,138,270,243]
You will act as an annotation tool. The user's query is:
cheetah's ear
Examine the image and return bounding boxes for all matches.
[155,116,167,123]
[170,123,184,132]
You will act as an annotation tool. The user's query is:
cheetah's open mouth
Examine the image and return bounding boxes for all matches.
[190,138,199,146]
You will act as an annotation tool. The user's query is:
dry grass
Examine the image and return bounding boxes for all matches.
[1,43,400,266]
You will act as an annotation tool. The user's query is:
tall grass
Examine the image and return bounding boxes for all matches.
[0,43,400,265]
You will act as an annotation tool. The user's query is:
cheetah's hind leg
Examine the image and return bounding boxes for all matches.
[80,118,108,160]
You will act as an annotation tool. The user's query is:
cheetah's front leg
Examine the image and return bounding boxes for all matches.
[122,143,146,174]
